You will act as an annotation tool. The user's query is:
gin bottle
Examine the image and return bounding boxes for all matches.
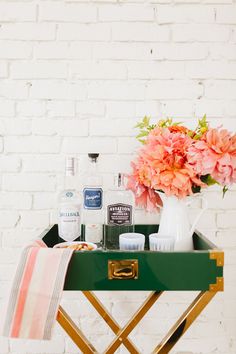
[83,153,103,245]
[104,173,135,249]
[58,157,81,241]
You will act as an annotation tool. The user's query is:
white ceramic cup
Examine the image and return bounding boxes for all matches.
[149,233,175,251]
[119,232,145,251]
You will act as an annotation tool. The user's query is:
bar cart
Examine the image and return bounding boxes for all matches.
[42,224,224,354]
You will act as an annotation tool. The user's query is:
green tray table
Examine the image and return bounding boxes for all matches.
[42,224,224,354]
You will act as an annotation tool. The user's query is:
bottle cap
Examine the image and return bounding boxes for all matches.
[88,153,99,161]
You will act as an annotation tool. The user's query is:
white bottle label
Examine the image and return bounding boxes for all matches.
[85,224,103,243]
[58,205,81,241]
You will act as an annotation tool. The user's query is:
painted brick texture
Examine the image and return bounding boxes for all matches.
[0,0,235,353]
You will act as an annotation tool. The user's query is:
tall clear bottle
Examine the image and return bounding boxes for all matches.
[58,157,81,242]
[83,153,103,246]
[104,173,135,249]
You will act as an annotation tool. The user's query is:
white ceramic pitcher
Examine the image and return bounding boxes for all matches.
[157,192,208,251]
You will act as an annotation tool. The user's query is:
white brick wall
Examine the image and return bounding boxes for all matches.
[0,0,235,353]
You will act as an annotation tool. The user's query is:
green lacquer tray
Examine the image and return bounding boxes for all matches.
[42,225,224,292]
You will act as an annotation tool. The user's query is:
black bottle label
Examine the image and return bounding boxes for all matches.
[107,203,132,226]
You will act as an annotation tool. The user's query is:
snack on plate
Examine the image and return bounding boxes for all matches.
[54,241,97,251]
[66,243,94,251]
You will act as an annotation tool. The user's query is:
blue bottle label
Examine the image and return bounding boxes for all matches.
[83,188,103,210]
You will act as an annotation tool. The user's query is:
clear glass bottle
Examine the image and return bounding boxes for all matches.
[104,173,135,249]
[83,153,103,246]
[58,157,81,242]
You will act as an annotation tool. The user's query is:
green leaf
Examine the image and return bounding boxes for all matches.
[157,118,183,128]
[135,116,155,144]
[138,139,146,144]
[200,174,218,186]
[147,124,156,131]
[135,116,150,129]
[136,131,149,138]
[143,116,150,125]
[187,131,195,138]
[192,185,201,194]
[194,114,209,139]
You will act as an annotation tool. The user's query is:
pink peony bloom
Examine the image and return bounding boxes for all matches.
[188,128,236,185]
[126,162,162,211]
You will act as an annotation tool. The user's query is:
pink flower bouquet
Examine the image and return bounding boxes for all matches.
[127,116,236,211]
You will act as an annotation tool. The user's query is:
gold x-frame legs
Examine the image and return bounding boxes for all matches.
[57,290,219,354]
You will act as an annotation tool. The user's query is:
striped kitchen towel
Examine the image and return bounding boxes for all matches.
[1,239,73,340]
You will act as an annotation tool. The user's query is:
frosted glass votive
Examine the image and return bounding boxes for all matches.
[149,233,175,251]
[119,233,145,251]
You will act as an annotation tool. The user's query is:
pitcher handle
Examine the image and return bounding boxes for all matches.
[188,195,208,236]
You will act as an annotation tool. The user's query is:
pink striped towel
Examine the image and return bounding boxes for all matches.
[1,239,73,340]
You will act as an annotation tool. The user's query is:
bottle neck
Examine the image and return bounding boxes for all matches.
[64,175,76,190]
[86,158,103,187]
[89,159,97,174]
[114,173,125,190]
[64,157,77,190]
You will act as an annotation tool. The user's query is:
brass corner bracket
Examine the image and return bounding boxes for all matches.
[209,277,224,292]
[209,250,224,267]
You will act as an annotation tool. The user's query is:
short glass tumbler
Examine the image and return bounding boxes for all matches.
[119,233,145,251]
[149,233,175,251]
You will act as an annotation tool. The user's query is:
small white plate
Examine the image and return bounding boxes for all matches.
[54,241,97,251]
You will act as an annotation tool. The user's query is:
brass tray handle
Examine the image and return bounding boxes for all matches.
[108,260,138,280]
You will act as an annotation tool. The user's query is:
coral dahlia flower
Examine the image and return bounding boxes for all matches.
[128,128,205,209]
